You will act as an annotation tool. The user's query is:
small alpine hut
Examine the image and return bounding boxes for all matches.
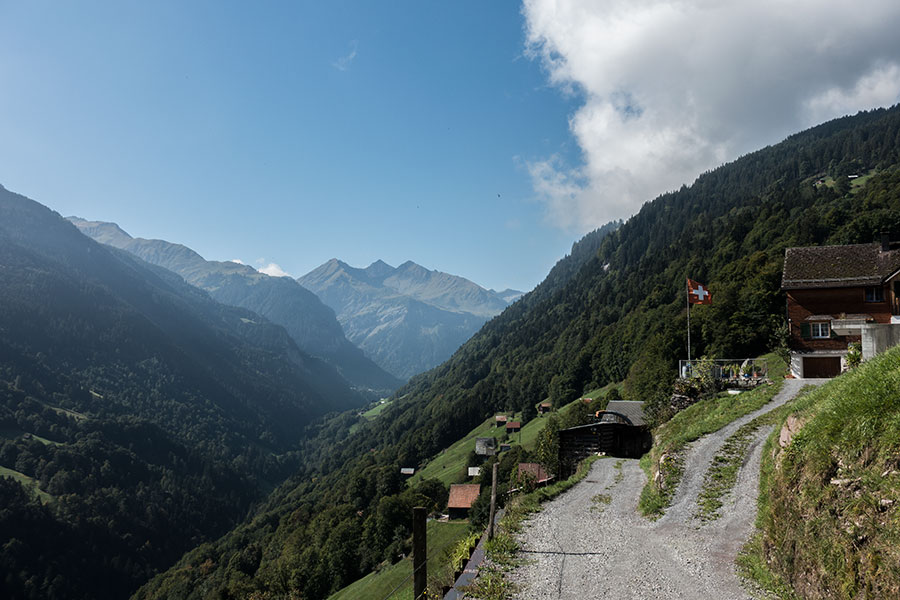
[475,437,497,456]
[495,414,508,427]
[505,420,521,434]
[558,400,652,477]
[538,401,552,415]
[516,463,552,486]
[447,484,481,520]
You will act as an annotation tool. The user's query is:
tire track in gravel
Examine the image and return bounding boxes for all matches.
[510,379,825,599]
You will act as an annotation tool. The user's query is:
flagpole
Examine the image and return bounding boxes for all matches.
[686,278,691,367]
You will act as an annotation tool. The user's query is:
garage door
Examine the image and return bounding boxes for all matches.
[803,356,841,378]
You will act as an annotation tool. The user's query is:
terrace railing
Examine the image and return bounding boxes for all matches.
[678,358,768,383]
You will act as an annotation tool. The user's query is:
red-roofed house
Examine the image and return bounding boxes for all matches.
[505,421,521,434]
[782,237,900,377]
[447,484,481,520]
[516,463,552,485]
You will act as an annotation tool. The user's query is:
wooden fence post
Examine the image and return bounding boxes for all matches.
[413,506,427,600]
[488,462,498,540]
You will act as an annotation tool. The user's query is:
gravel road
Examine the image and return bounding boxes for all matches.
[509,379,824,599]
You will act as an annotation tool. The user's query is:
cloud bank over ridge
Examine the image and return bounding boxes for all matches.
[522,0,900,233]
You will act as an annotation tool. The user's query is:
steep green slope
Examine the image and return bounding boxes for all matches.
[745,346,900,599]
[0,186,366,599]
[137,107,900,599]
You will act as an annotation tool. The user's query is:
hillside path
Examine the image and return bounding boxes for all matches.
[508,379,825,599]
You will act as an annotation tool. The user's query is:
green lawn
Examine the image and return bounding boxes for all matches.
[328,520,469,600]
[349,399,395,434]
[0,426,62,446]
[409,414,513,487]
[0,465,53,504]
[361,399,393,419]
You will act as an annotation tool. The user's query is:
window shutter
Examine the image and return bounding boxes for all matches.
[830,325,838,338]
[800,323,811,339]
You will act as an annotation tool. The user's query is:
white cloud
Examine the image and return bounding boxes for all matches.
[332,40,358,72]
[522,0,900,233]
[256,261,291,278]
[230,258,245,264]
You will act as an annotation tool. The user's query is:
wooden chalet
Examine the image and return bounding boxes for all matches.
[505,421,521,434]
[447,484,481,520]
[782,236,900,378]
[538,402,551,415]
[494,414,508,427]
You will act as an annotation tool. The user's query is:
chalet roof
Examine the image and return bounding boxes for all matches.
[494,415,508,422]
[605,401,647,427]
[505,421,521,429]
[475,437,497,456]
[781,243,900,290]
[448,484,481,509]
[517,462,551,483]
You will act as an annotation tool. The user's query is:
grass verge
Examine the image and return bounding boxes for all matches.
[739,347,900,599]
[638,376,783,519]
[694,388,813,522]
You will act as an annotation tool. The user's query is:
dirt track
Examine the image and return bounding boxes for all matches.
[509,379,822,599]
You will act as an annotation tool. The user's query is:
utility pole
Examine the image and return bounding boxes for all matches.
[413,506,427,600]
[488,463,498,540]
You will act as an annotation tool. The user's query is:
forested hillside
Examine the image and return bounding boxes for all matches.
[0,187,367,599]
[137,106,900,600]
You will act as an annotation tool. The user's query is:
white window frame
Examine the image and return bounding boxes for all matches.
[810,322,830,339]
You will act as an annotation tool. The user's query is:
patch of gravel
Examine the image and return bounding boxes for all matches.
[509,379,826,599]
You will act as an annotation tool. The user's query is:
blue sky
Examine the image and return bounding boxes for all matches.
[2,1,900,291]
[0,2,579,291]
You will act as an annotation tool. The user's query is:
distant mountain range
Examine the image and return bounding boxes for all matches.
[69,218,401,393]
[298,259,523,379]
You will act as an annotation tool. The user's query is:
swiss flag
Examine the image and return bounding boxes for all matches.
[687,279,712,305]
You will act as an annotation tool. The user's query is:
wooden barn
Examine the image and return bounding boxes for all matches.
[557,401,652,478]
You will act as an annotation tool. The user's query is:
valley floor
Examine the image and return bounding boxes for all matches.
[509,379,821,599]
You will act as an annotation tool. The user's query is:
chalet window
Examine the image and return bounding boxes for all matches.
[810,322,831,339]
[865,286,885,302]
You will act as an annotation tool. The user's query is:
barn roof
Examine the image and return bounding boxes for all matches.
[605,401,647,427]
[448,484,481,509]
[781,243,900,290]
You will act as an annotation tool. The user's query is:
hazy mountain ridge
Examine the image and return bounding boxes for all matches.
[298,258,522,379]
[69,218,401,393]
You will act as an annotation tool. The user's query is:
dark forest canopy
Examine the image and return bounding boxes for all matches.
[134,105,900,599]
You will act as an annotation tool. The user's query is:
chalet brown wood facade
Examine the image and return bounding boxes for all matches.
[782,240,900,378]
